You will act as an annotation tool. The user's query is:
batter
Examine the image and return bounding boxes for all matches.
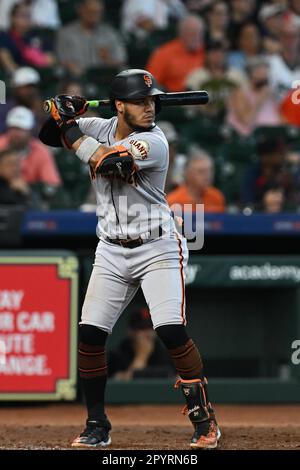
[39,69,221,450]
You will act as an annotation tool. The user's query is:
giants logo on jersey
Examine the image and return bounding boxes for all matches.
[129,140,149,160]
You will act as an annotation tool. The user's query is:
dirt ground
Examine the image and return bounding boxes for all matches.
[0,403,300,450]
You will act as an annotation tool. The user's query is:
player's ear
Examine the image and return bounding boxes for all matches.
[115,100,124,114]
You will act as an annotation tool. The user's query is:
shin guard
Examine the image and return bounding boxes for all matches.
[175,377,211,425]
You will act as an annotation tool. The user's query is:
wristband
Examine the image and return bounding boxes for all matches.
[75,136,101,164]
[64,123,84,147]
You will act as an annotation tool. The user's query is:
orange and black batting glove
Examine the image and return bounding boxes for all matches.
[48,95,88,148]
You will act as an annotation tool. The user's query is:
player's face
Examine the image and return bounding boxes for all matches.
[122,97,156,130]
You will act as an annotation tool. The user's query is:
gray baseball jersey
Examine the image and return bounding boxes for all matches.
[78,116,176,239]
[77,116,188,332]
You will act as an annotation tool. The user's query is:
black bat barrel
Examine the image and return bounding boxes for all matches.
[158,91,209,106]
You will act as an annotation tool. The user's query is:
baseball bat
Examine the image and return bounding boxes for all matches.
[43,91,208,114]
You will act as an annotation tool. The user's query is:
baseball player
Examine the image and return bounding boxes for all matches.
[39,69,221,450]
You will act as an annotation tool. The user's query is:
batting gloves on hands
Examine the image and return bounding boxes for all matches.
[49,94,88,148]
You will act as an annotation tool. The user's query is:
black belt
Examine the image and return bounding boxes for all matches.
[104,226,165,249]
[104,236,144,249]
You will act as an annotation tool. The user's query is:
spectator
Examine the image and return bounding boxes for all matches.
[205,1,229,47]
[56,0,127,77]
[0,107,61,201]
[228,22,262,72]
[226,57,282,137]
[0,0,61,30]
[228,0,257,48]
[284,0,300,28]
[0,1,56,73]
[121,0,186,40]
[241,134,294,210]
[57,77,85,97]
[0,0,19,31]
[157,121,186,192]
[108,308,174,380]
[261,185,286,213]
[146,14,205,91]
[167,147,225,212]
[0,66,44,137]
[186,40,245,120]
[258,3,286,54]
[0,147,32,206]
[267,20,300,98]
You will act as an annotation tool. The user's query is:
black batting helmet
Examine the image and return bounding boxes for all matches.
[109,69,164,114]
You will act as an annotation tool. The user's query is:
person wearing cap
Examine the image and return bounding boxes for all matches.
[0,66,43,136]
[0,106,61,198]
[108,308,174,380]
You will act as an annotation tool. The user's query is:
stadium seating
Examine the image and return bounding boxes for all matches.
[51,149,91,208]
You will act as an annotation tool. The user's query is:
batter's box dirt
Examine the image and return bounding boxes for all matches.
[1,425,300,450]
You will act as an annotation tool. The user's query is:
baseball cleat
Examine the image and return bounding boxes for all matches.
[190,419,221,450]
[71,419,111,448]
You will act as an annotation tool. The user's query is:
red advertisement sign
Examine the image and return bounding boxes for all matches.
[0,254,78,400]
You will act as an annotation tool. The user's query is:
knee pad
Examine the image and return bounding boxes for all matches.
[155,324,189,349]
[79,324,108,346]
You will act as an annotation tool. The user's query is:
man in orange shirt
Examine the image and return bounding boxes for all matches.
[167,147,225,212]
[146,15,205,91]
[0,106,61,189]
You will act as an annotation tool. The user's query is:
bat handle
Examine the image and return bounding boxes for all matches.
[43,98,110,114]
[87,100,100,108]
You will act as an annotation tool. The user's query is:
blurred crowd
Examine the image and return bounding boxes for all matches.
[1,0,300,213]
